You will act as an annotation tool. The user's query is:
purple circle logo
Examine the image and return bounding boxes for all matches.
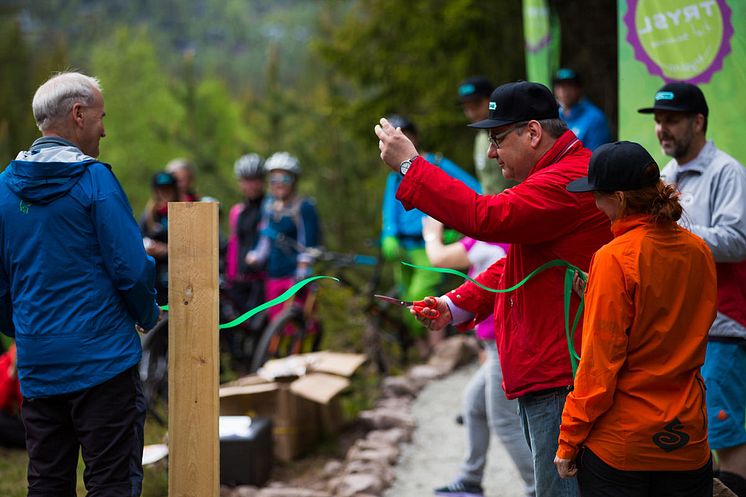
[624,0,734,84]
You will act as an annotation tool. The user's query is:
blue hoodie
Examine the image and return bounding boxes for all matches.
[0,137,159,398]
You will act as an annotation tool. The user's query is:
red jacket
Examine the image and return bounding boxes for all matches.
[396,131,612,398]
[0,345,21,414]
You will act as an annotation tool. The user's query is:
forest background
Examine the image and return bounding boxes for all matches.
[0,0,618,362]
[0,0,617,256]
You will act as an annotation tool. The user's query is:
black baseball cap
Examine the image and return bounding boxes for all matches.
[552,68,582,86]
[469,81,559,129]
[386,114,417,136]
[637,82,709,116]
[566,141,659,193]
[457,76,493,103]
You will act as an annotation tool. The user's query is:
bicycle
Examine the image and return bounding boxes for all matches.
[248,246,414,376]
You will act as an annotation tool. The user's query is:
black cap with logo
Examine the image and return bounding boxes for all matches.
[457,76,494,103]
[468,81,559,129]
[566,141,659,193]
[552,68,582,86]
[637,82,709,116]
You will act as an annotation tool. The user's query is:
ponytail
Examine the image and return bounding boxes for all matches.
[619,164,682,225]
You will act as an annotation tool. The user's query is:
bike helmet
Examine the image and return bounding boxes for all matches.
[234,153,265,179]
[265,152,301,175]
[151,171,177,190]
[386,114,417,136]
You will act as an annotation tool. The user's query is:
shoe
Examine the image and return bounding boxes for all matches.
[434,480,484,497]
[455,414,464,425]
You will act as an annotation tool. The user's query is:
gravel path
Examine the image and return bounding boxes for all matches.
[385,362,524,497]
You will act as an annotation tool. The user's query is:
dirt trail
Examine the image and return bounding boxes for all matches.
[385,362,524,497]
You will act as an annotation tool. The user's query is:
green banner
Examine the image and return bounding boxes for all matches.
[618,0,746,165]
[523,0,560,86]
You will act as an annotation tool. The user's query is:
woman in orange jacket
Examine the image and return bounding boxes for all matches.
[556,141,717,496]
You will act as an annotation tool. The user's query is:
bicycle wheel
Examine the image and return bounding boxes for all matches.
[249,307,306,373]
[140,317,169,425]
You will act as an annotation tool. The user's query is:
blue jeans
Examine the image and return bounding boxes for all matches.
[460,343,535,496]
[518,388,579,497]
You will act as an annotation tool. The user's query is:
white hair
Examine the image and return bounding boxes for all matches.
[32,72,102,131]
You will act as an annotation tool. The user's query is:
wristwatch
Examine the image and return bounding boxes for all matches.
[399,156,418,176]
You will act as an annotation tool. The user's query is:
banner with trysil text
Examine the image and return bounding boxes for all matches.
[618,0,746,165]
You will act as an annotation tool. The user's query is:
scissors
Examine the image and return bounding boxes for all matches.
[373,294,441,319]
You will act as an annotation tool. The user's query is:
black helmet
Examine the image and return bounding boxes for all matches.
[151,171,177,189]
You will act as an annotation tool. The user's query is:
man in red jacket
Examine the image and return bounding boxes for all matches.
[375,81,611,497]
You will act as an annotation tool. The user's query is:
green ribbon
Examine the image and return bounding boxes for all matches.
[158,275,339,330]
[403,259,586,377]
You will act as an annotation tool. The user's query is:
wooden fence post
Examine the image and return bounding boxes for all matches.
[168,202,219,497]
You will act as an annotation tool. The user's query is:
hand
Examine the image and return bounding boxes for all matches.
[146,240,168,258]
[554,455,578,479]
[295,264,312,282]
[572,270,588,298]
[381,236,401,261]
[411,296,452,330]
[422,217,444,243]
[374,118,419,171]
[245,252,257,266]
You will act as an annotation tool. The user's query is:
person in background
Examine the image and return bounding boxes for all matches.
[0,71,159,497]
[458,76,518,194]
[423,217,535,497]
[140,171,178,306]
[552,68,611,151]
[556,141,715,497]
[224,154,268,366]
[246,152,321,323]
[638,82,746,497]
[381,115,482,357]
[166,157,199,201]
[0,343,24,449]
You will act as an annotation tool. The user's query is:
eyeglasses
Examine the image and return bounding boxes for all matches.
[488,122,528,149]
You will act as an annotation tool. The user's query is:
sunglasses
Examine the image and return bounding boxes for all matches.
[269,173,294,185]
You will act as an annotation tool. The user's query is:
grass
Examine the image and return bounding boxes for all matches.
[0,417,169,497]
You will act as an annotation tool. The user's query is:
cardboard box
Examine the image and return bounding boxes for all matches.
[220,381,319,462]
[219,352,366,461]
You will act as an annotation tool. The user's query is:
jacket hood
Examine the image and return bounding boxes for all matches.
[4,137,99,204]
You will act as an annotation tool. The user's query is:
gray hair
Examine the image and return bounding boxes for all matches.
[536,118,569,138]
[32,72,102,131]
[165,158,195,175]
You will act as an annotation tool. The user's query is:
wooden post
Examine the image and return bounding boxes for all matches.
[168,202,219,497]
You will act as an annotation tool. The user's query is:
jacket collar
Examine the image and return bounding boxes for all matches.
[529,130,582,177]
[610,214,650,238]
[666,141,716,182]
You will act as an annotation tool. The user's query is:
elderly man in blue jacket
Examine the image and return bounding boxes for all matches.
[0,72,160,497]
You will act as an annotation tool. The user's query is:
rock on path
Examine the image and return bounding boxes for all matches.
[385,363,524,497]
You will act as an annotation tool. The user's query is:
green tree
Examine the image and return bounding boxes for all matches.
[90,26,186,211]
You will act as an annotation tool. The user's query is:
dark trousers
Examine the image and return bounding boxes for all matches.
[577,447,713,497]
[21,366,144,497]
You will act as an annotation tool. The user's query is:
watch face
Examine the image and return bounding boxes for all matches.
[400,159,412,175]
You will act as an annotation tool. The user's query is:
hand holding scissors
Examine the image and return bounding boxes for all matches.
[374,294,451,330]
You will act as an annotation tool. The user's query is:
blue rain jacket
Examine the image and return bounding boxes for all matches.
[0,136,159,398]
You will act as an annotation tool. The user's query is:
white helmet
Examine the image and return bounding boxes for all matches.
[234,153,265,179]
[265,152,301,176]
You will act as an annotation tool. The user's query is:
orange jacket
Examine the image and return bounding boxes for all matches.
[557,215,716,471]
